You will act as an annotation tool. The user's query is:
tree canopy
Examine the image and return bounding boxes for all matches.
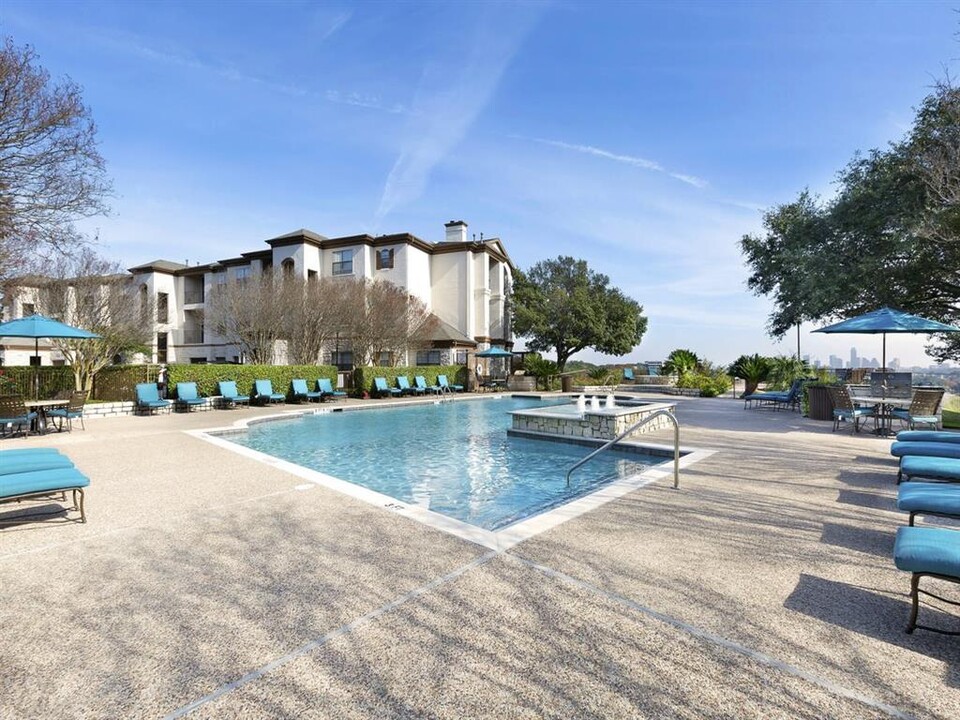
[511,256,647,372]
[740,80,960,360]
[0,37,110,279]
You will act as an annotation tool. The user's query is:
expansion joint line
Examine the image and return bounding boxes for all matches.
[164,550,498,719]
[510,555,916,720]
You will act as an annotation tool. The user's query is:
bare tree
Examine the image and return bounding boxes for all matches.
[339,278,437,366]
[278,276,350,365]
[33,249,151,392]
[0,38,111,279]
[207,273,284,364]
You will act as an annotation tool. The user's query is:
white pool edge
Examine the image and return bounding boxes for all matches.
[185,398,714,552]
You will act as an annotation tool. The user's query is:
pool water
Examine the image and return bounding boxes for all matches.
[228,397,659,530]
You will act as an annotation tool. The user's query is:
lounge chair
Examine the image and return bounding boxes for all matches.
[891,441,960,461]
[0,449,90,523]
[46,390,87,432]
[415,376,442,395]
[397,376,421,396]
[0,395,38,437]
[898,483,960,525]
[623,367,635,382]
[316,378,346,401]
[437,374,463,393]
[291,379,322,403]
[218,380,250,408]
[828,385,874,433]
[893,526,960,633]
[253,379,285,405]
[892,388,945,431]
[135,383,171,415]
[374,377,401,398]
[898,456,960,484]
[174,382,206,412]
[646,363,661,377]
[897,430,960,444]
[743,378,804,411]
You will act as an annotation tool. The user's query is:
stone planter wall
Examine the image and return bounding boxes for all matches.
[510,402,676,441]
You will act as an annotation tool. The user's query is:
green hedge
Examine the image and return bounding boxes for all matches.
[353,365,468,397]
[167,363,339,400]
[0,366,75,398]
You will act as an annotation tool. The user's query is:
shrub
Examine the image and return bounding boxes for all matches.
[728,354,772,397]
[524,356,559,390]
[662,349,701,384]
[767,355,810,390]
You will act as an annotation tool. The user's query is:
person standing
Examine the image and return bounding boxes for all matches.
[157,364,168,399]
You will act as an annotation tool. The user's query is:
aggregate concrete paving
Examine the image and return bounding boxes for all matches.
[1,394,957,719]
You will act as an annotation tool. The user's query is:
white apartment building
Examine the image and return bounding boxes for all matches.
[1,221,514,368]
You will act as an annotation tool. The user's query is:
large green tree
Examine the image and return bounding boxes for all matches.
[740,80,960,360]
[511,256,647,372]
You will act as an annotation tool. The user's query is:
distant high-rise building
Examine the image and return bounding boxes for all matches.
[890,358,900,370]
[850,347,859,368]
[829,354,843,369]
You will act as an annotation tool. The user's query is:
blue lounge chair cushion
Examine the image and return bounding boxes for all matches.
[374,377,401,396]
[396,376,420,395]
[0,454,74,476]
[437,374,463,392]
[0,467,90,498]
[0,448,64,458]
[894,526,960,577]
[316,378,346,398]
[898,483,960,518]
[0,410,38,424]
[900,456,960,483]
[218,381,250,404]
[891,441,960,460]
[291,379,322,400]
[46,407,83,420]
[897,431,960,444]
[623,368,635,381]
[175,382,205,406]
[254,380,285,402]
[892,409,938,425]
[136,383,172,409]
[415,376,441,394]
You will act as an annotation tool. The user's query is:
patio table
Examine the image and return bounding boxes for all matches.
[23,399,69,434]
[851,394,911,437]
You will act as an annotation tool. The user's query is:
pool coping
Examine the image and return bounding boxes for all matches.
[186,395,715,552]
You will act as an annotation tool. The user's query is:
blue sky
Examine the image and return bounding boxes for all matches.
[4,0,957,367]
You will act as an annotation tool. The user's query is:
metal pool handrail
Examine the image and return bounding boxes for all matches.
[565,409,680,489]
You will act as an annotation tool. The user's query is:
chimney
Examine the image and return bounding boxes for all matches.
[444,220,468,243]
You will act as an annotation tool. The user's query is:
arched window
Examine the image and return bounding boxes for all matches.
[281,258,295,277]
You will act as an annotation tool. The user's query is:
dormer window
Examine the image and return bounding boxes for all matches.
[376,248,394,270]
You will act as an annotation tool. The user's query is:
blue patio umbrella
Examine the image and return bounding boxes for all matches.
[475,346,514,358]
[0,314,100,396]
[813,307,960,372]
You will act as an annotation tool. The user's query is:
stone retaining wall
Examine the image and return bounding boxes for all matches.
[511,403,675,441]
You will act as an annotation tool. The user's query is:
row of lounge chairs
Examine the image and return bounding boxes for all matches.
[134,378,349,414]
[0,447,90,523]
[374,374,462,398]
[888,430,960,634]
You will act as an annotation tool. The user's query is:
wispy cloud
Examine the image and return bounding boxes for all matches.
[318,11,352,44]
[373,4,545,225]
[325,90,409,115]
[532,137,708,188]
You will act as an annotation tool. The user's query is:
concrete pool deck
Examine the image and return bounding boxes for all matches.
[1,393,958,718]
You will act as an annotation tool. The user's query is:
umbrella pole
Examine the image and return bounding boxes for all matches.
[35,338,40,399]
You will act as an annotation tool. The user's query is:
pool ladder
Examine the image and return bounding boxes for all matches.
[565,409,680,489]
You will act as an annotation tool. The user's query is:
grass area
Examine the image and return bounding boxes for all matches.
[942,393,960,429]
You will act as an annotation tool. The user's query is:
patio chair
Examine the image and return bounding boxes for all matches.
[437,374,463,393]
[316,378,346,401]
[397,376,421,396]
[291,378,322,403]
[374,377,401,398]
[135,383,172,415]
[646,363,661,377]
[898,483,960,526]
[415,376,442,395]
[893,526,960,633]
[218,380,250,408]
[743,378,804,411]
[0,395,38,437]
[623,367,635,382]
[828,385,875,433]
[253,379,285,405]
[46,390,87,432]
[174,382,206,412]
[892,388,945,431]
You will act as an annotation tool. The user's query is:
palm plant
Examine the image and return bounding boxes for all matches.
[767,355,810,390]
[662,349,700,382]
[728,354,772,397]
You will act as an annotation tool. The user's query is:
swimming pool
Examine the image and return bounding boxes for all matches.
[226,397,665,531]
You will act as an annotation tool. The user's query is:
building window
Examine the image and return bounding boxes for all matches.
[378,351,392,366]
[281,258,295,277]
[416,350,441,366]
[308,269,318,283]
[235,267,250,283]
[189,357,207,364]
[22,302,35,317]
[375,248,394,270]
[157,292,169,323]
[157,332,168,363]
[331,350,353,370]
[332,249,353,276]
[455,349,467,365]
